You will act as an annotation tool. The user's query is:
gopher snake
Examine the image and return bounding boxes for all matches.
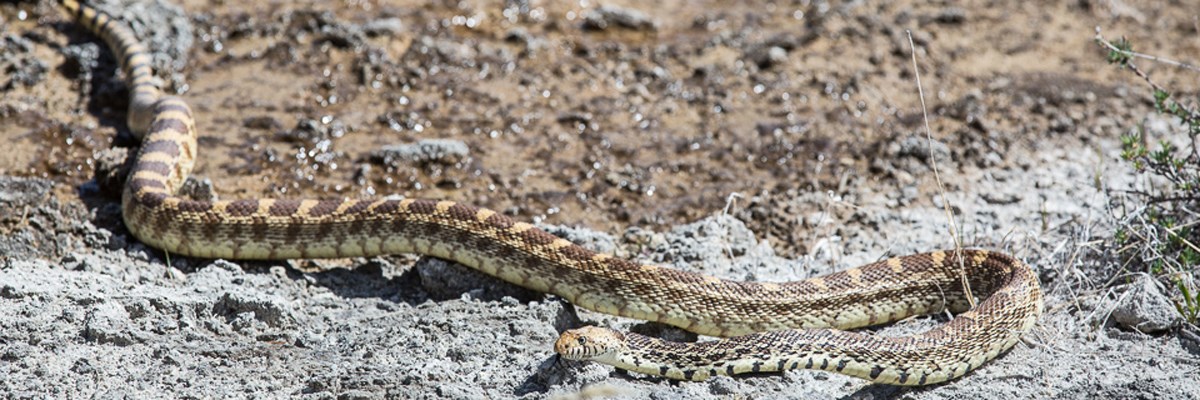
[57,0,1042,386]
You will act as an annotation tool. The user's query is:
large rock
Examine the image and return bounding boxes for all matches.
[1112,275,1182,333]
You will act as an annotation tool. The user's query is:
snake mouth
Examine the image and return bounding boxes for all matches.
[554,329,597,360]
[554,326,626,361]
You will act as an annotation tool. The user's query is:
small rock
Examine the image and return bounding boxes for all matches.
[424,37,477,66]
[504,28,529,43]
[889,135,951,162]
[582,6,656,32]
[0,176,54,205]
[278,119,333,143]
[898,185,920,206]
[761,32,808,51]
[213,292,296,329]
[933,8,967,24]
[71,358,96,375]
[556,112,593,125]
[371,139,470,166]
[981,192,1021,205]
[1112,275,1182,333]
[243,116,283,131]
[179,177,216,202]
[748,46,788,69]
[83,301,141,346]
[363,18,404,37]
[1049,115,1075,133]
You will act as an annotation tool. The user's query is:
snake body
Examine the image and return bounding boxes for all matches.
[58,0,1042,386]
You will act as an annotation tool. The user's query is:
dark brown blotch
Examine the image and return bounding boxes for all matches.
[604,258,640,272]
[149,117,189,136]
[135,192,167,208]
[133,160,173,177]
[139,139,180,157]
[178,200,213,213]
[127,178,166,192]
[373,199,401,214]
[559,244,595,261]
[225,199,260,217]
[269,199,302,217]
[342,199,373,215]
[445,203,477,221]
[518,228,557,246]
[406,199,437,215]
[308,199,343,217]
[155,101,192,117]
[484,213,514,230]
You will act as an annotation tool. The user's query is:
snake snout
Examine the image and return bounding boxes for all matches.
[555,326,624,360]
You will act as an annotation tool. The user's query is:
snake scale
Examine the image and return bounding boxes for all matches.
[56,0,1042,386]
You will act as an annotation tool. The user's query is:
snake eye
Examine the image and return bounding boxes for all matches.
[576,336,588,346]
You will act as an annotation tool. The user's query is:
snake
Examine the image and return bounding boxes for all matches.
[56,0,1043,386]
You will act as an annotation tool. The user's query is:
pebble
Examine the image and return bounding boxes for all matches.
[372,139,470,166]
[582,6,656,31]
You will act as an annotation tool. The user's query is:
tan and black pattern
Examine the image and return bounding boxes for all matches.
[555,249,1042,385]
[58,0,1043,386]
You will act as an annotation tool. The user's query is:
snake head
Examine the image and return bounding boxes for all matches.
[554,326,627,361]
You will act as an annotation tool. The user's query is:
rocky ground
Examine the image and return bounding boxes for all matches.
[2,0,1199,398]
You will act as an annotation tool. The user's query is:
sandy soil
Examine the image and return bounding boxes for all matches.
[2,0,1199,398]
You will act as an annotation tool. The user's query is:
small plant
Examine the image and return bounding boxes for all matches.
[1097,32,1200,325]
[1175,280,1200,325]
[1105,37,1134,67]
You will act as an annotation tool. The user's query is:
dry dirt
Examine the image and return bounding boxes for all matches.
[1,0,1199,399]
